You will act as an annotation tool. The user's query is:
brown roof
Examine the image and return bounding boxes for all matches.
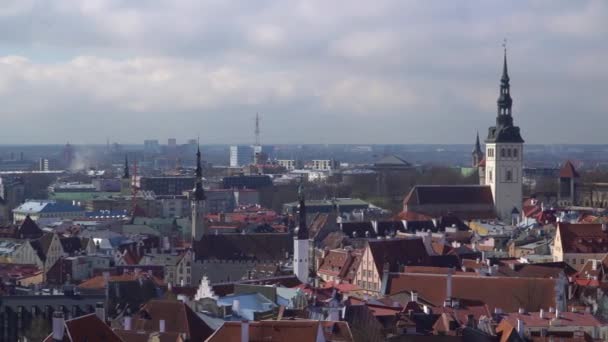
[367,237,429,274]
[557,222,608,254]
[559,160,580,178]
[207,320,353,342]
[115,330,182,342]
[43,314,123,342]
[404,185,494,206]
[499,311,603,328]
[18,216,43,239]
[132,299,214,341]
[385,273,558,313]
[318,249,362,281]
[192,234,292,261]
[78,273,164,290]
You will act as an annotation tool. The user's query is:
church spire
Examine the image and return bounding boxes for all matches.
[296,179,308,240]
[472,131,484,167]
[496,40,513,124]
[123,155,130,179]
[193,145,205,201]
[474,131,482,154]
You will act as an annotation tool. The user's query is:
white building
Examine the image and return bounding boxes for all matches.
[277,159,296,171]
[229,145,253,167]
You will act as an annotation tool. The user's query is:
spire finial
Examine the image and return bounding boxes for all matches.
[123,154,130,179]
[501,38,509,81]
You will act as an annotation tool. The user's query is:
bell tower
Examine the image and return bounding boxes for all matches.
[293,180,310,284]
[191,146,206,242]
[484,43,524,220]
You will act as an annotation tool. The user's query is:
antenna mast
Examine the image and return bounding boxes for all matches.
[255,113,260,146]
[131,159,139,216]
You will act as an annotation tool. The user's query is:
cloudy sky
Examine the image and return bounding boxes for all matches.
[0,0,606,145]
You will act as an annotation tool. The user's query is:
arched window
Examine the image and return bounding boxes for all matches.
[506,170,512,182]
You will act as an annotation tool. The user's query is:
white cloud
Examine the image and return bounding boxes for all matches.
[0,0,605,143]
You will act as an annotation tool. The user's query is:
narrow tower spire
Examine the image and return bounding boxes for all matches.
[296,180,308,239]
[254,113,260,146]
[193,145,205,201]
[123,155,130,179]
[293,177,310,284]
[191,144,206,242]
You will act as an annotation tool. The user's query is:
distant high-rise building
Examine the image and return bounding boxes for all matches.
[229,145,253,167]
[38,158,49,171]
[143,140,161,154]
[63,143,74,168]
[483,46,524,220]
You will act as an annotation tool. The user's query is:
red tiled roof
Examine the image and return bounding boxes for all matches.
[43,314,122,342]
[395,211,433,221]
[557,222,608,254]
[367,238,429,274]
[207,320,353,342]
[500,311,603,328]
[559,160,580,178]
[385,273,558,313]
[318,249,360,279]
[115,330,181,342]
[78,273,164,290]
[132,299,214,341]
[404,185,494,206]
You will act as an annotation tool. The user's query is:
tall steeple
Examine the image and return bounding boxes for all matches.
[296,181,308,239]
[496,43,513,123]
[123,155,130,179]
[486,41,523,144]
[191,145,206,242]
[483,43,524,220]
[293,178,310,284]
[193,146,205,202]
[472,131,484,167]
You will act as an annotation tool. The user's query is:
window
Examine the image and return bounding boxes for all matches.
[507,149,512,157]
[581,259,585,264]
[501,148,506,158]
[506,170,512,182]
[513,149,518,158]
[489,170,493,182]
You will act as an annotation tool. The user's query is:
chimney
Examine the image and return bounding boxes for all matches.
[539,309,544,319]
[411,291,418,303]
[102,271,110,286]
[124,315,132,331]
[159,319,166,333]
[555,308,560,319]
[233,300,241,316]
[52,311,66,341]
[592,259,598,271]
[95,302,105,322]
[241,320,249,342]
[444,268,453,307]
[518,307,525,314]
[516,319,525,338]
